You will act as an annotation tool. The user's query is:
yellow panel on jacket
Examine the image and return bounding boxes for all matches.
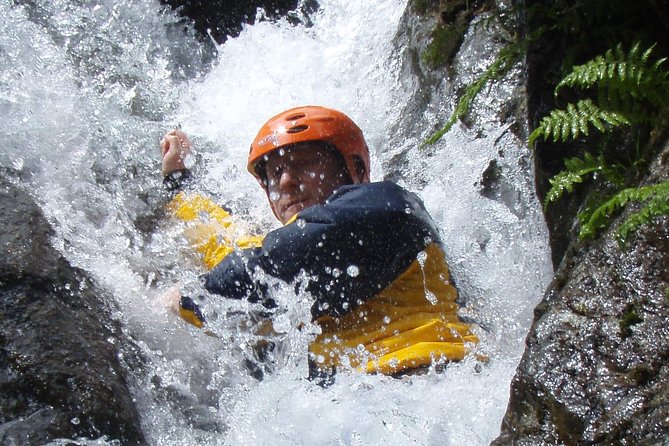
[310,243,479,375]
[168,192,264,270]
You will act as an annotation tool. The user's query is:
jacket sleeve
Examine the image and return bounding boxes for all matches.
[163,168,193,193]
[203,182,439,319]
[167,191,264,270]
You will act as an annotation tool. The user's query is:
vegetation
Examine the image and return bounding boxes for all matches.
[530,42,669,243]
[424,39,523,145]
[418,0,669,244]
[619,306,643,338]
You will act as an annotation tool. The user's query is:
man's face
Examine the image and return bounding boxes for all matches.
[263,143,351,224]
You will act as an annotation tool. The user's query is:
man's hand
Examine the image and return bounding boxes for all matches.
[160,129,193,175]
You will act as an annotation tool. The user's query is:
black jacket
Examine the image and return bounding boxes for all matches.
[202,181,441,319]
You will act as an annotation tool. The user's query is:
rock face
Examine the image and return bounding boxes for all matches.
[0,175,145,445]
[493,142,669,444]
[491,1,669,443]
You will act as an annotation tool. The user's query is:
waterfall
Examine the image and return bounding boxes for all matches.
[1,0,553,444]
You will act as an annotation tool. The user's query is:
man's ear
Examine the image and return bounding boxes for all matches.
[352,155,369,183]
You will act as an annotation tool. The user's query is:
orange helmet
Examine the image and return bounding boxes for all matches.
[249,106,370,184]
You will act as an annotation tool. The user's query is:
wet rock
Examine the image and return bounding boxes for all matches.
[385,0,513,185]
[493,142,669,445]
[160,0,319,45]
[0,174,145,445]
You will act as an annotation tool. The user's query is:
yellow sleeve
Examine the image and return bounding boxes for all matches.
[168,192,264,271]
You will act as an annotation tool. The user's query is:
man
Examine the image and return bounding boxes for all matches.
[160,105,478,378]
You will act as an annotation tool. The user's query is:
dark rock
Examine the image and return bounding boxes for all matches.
[0,174,145,445]
[493,141,669,445]
[159,0,319,45]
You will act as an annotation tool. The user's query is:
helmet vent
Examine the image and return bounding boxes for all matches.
[286,124,309,134]
[285,113,306,121]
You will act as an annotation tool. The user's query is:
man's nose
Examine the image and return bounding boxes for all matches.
[278,168,300,190]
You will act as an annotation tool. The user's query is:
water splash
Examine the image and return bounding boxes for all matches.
[1,0,552,444]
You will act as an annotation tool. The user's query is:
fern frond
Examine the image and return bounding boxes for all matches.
[617,181,669,243]
[555,42,669,112]
[579,180,669,240]
[545,152,606,204]
[529,99,630,146]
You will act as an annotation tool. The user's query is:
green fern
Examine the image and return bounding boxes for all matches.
[555,42,668,106]
[545,152,616,204]
[617,183,669,243]
[579,180,669,241]
[555,42,669,114]
[529,99,630,145]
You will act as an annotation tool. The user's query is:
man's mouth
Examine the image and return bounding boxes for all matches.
[284,198,306,211]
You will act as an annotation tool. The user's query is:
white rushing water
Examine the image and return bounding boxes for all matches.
[1,0,553,444]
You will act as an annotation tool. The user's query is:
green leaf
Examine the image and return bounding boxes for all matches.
[617,181,669,244]
[545,152,608,205]
[579,180,669,241]
[530,99,630,145]
[555,42,669,114]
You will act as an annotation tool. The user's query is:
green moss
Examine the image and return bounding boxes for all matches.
[424,38,524,145]
[629,364,653,385]
[413,0,440,15]
[619,307,643,338]
[422,23,468,69]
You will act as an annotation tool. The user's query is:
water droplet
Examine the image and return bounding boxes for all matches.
[71,417,80,425]
[11,157,24,171]
[269,191,280,201]
[296,218,306,229]
[183,153,196,169]
[383,316,391,324]
[332,268,341,278]
[346,265,359,277]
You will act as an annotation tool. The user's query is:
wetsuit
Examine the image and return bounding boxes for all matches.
[165,170,478,376]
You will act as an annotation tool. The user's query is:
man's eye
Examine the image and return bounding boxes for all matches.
[267,167,283,186]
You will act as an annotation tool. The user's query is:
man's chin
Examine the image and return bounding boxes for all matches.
[282,201,311,222]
